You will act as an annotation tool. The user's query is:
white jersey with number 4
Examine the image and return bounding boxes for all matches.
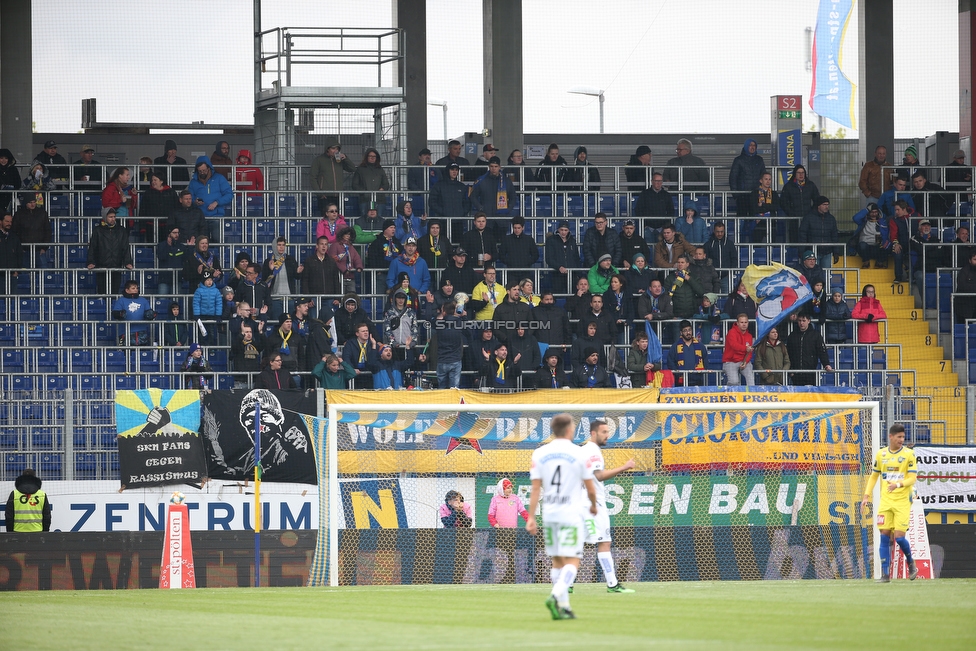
[579,441,606,510]
[530,438,594,522]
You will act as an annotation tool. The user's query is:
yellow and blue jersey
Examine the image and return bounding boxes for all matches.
[870,446,917,508]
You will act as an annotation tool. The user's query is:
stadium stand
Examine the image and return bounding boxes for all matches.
[0,157,972,481]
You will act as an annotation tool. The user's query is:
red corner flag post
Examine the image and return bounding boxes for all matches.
[159,501,196,589]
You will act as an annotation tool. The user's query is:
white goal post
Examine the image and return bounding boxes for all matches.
[321,400,881,587]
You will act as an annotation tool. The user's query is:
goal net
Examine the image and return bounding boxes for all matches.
[308,396,879,587]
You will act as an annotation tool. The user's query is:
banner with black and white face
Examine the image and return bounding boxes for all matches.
[115,389,209,489]
[200,389,317,483]
[914,446,976,511]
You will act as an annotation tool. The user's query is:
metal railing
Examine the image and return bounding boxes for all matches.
[256,26,404,92]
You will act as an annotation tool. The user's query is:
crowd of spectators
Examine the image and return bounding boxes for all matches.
[0,137,971,391]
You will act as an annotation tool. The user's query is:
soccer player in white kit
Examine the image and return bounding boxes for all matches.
[526,413,598,620]
[580,419,637,592]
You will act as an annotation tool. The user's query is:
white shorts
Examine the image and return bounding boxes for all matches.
[542,518,584,558]
[583,508,611,545]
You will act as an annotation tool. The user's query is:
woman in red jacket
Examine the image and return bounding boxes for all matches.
[722,313,755,385]
[850,284,887,344]
[101,166,137,217]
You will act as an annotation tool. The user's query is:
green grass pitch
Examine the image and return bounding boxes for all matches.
[4,580,975,650]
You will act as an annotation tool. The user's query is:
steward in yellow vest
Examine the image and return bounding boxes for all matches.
[5,468,51,532]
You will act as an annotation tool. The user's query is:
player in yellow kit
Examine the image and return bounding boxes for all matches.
[860,423,918,582]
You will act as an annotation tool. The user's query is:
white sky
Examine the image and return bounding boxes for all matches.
[31,0,958,139]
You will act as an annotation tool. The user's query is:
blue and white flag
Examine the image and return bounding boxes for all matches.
[742,263,814,342]
[809,0,857,129]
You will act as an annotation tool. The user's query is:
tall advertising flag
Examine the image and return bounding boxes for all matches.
[742,263,814,341]
[809,0,857,129]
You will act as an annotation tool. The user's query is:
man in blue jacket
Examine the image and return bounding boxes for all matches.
[878,176,916,218]
[188,156,233,218]
[387,237,431,293]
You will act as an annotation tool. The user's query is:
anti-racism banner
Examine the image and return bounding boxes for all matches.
[115,389,208,489]
[200,389,317,483]
[914,446,976,511]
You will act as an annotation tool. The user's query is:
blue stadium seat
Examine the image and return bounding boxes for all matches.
[95,324,115,345]
[105,350,129,372]
[37,349,60,372]
[52,298,75,321]
[0,430,22,450]
[567,195,584,217]
[82,193,102,216]
[599,195,616,215]
[31,428,56,449]
[245,195,266,216]
[707,348,723,367]
[90,404,113,424]
[925,273,938,310]
[86,298,108,320]
[71,349,93,372]
[115,375,137,391]
[21,403,43,422]
[278,195,297,217]
[143,271,159,293]
[2,351,25,373]
[16,273,32,293]
[134,247,153,266]
[68,245,88,265]
[79,374,103,392]
[258,219,280,241]
[343,196,359,216]
[5,454,29,477]
[838,348,854,369]
[42,272,66,295]
[149,375,172,389]
[535,196,552,217]
[48,193,70,216]
[47,375,70,391]
[76,270,97,293]
[953,324,966,359]
[58,219,80,242]
[25,323,51,345]
[11,374,33,390]
[0,324,16,345]
[75,453,99,479]
[138,349,160,372]
[288,220,309,243]
[217,375,234,390]
[38,453,62,479]
[224,220,244,243]
[18,298,40,320]
[209,349,228,371]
